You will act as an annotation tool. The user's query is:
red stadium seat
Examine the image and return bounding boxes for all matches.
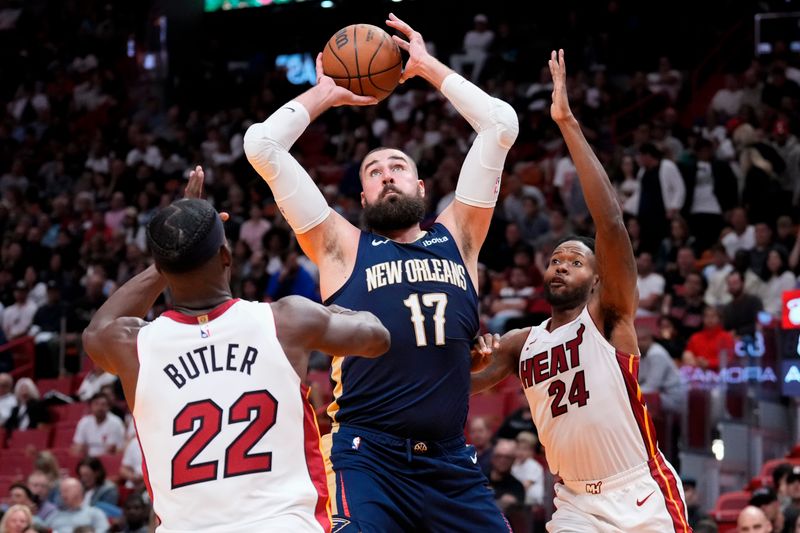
[51,422,79,449]
[759,457,800,482]
[710,490,751,523]
[52,402,88,423]
[468,393,506,432]
[0,449,35,478]
[98,454,123,482]
[37,377,74,396]
[6,429,49,450]
[788,445,800,458]
[50,447,81,477]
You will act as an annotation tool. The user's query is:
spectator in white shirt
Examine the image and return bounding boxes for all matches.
[449,14,494,83]
[0,373,17,426]
[636,252,665,317]
[511,431,544,506]
[710,74,743,119]
[76,367,118,402]
[721,207,756,259]
[763,249,797,318]
[2,281,38,340]
[239,204,271,254]
[72,393,126,457]
[119,436,144,491]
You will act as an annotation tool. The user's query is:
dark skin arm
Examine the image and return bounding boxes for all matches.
[549,50,639,355]
[470,329,528,394]
[272,296,391,382]
[81,166,225,408]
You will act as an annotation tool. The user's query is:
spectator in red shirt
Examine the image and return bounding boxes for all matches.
[682,306,734,370]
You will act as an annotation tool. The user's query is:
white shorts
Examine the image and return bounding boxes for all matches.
[547,454,691,533]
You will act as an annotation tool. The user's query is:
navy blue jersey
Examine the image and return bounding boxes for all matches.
[325,223,479,440]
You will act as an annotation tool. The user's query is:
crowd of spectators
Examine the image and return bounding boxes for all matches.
[0,0,799,531]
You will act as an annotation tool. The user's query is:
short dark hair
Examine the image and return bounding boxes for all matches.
[553,235,596,254]
[772,462,794,488]
[639,142,663,159]
[146,198,225,274]
[89,392,108,404]
[77,456,107,485]
[9,483,34,502]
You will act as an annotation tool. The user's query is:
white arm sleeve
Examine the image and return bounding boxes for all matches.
[440,73,519,208]
[243,102,330,234]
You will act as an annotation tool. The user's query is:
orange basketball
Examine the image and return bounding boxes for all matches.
[321,24,402,101]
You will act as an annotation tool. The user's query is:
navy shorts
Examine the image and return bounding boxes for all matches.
[329,425,511,533]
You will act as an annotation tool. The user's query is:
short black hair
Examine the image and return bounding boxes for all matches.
[553,235,596,254]
[147,199,223,274]
[639,142,663,159]
[77,457,107,485]
[9,483,34,501]
[772,462,794,488]
[89,392,108,404]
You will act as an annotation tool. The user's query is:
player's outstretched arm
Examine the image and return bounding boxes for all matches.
[243,55,373,296]
[548,50,638,349]
[470,330,527,394]
[273,296,390,359]
[388,13,519,273]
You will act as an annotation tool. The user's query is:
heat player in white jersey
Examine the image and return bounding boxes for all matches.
[472,51,692,533]
[82,168,390,533]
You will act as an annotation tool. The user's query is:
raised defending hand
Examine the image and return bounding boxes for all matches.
[385,13,431,84]
[315,53,378,107]
[185,165,229,222]
[470,333,500,373]
[548,49,573,123]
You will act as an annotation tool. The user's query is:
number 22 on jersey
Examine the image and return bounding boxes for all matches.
[403,292,448,347]
[171,390,277,488]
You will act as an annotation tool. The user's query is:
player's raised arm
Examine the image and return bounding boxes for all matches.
[548,50,638,347]
[387,13,519,270]
[242,55,375,294]
[470,330,526,394]
[272,296,390,359]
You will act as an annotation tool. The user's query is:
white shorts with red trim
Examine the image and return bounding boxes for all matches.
[547,454,692,533]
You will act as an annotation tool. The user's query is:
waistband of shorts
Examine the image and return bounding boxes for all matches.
[333,423,466,451]
[559,459,653,494]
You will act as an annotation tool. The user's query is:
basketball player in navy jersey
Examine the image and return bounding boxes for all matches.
[471,50,691,532]
[82,168,390,532]
[244,13,517,533]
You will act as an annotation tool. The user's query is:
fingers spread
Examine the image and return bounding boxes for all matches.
[392,35,410,51]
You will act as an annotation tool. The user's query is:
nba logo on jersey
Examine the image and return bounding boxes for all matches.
[198,315,211,338]
[585,481,602,495]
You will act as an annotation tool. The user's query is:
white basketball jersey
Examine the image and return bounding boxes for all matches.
[134,299,329,533]
[519,306,662,482]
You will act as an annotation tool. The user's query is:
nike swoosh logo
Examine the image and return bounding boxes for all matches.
[470,453,478,464]
[636,491,655,507]
[284,106,296,113]
[371,238,389,246]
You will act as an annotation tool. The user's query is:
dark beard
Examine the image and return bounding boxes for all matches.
[544,282,592,310]
[363,193,426,233]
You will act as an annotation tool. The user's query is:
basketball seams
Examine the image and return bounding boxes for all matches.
[352,26,364,97]
[325,41,351,91]
[327,61,403,79]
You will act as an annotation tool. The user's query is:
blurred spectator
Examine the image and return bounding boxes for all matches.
[721,207,756,259]
[735,505,772,533]
[663,271,706,339]
[31,280,79,378]
[616,154,640,216]
[636,143,685,254]
[710,74,743,119]
[0,373,16,426]
[636,252,664,317]
[768,119,800,207]
[749,487,783,533]
[467,416,494,476]
[683,479,708,527]
[693,519,719,533]
[265,251,319,302]
[750,223,785,280]
[637,324,684,414]
[44,478,109,533]
[762,249,796,318]
[682,307,735,371]
[683,138,738,251]
[2,281,37,340]
[762,65,800,111]
[26,471,57,520]
[496,391,537,440]
[76,368,118,403]
[502,173,545,228]
[4,377,49,432]
[239,204,271,254]
[735,124,786,223]
[486,439,525,513]
[773,463,794,510]
[72,393,126,457]
[6,484,41,526]
[516,196,550,246]
[510,431,544,506]
[0,503,33,533]
[775,216,797,251]
[647,56,682,102]
[114,493,149,533]
[706,251,764,307]
[488,266,534,333]
[553,152,588,227]
[657,217,696,273]
[450,14,494,83]
[663,246,698,296]
[721,270,764,336]
[656,316,685,361]
[787,467,800,515]
[77,457,119,508]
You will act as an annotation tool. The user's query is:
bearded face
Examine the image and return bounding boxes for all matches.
[362,186,426,233]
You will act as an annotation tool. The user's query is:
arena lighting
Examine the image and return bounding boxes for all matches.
[321,0,333,7]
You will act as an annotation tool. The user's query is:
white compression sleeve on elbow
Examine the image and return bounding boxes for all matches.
[440,73,519,208]
[243,101,330,234]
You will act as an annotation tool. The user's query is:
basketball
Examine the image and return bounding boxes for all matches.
[321,24,402,101]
